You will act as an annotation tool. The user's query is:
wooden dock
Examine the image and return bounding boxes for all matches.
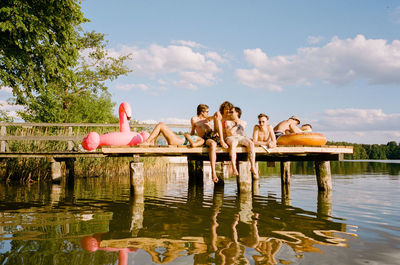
[102,145,353,194]
[0,122,353,195]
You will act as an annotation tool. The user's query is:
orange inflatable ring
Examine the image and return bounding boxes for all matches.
[277,132,327,146]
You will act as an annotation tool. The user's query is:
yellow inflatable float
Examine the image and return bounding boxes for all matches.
[277,132,327,146]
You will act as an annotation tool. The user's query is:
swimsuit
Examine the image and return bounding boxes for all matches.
[202,130,221,146]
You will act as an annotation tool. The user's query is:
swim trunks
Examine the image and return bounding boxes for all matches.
[202,130,221,146]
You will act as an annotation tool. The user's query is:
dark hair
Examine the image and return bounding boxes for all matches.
[302,123,312,129]
[258,113,269,120]
[197,104,209,115]
[234,106,242,118]
[219,101,234,114]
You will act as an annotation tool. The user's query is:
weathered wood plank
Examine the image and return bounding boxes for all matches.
[101,145,353,155]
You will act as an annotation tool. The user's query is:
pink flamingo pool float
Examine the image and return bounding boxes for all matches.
[82,102,149,151]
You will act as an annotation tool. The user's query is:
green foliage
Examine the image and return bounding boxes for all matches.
[0,1,131,123]
[328,141,400,160]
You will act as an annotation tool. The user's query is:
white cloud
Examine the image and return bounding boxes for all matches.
[206,51,228,64]
[307,35,324,44]
[316,108,400,131]
[171,40,206,49]
[114,83,149,91]
[306,108,400,144]
[0,100,24,120]
[111,42,224,90]
[236,35,400,90]
[0,86,13,94]
[139,117,190,125]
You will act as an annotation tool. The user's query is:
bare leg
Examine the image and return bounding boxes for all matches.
[206,139,218,183]
[142,122,183,145]
[243,139,259,179]
[214,115,228,149]
[227,138,239,176]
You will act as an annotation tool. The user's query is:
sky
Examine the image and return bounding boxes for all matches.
[1,0,400,144]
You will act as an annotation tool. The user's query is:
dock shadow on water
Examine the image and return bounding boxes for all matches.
[1,160,399,264]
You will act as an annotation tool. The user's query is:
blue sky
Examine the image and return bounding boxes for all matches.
[1,0,400,144]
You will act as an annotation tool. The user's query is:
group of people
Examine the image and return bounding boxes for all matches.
[141,101,312,183]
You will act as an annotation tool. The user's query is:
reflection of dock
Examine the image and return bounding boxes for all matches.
[84,184,356,264]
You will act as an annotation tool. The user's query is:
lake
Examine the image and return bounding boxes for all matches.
[0,160,399,265]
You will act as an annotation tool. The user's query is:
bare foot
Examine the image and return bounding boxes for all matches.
[232,168,239,176]
[212,174,219,183]
[251,168,259,179]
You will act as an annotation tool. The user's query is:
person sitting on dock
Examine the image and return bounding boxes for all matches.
[252,113,276,148]
[300,123,312,132]
[190,104,220,183]
[273,115,301,138]
[224,106,258,178]
[214,101,234,149]
[141,122,204,147]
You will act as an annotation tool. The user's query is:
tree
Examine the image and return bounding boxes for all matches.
[1,0,130,123]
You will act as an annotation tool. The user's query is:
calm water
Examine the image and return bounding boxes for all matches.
[0,160,399,265]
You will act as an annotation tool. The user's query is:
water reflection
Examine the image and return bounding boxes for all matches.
[0,161,374,264]
[77,187,352,264]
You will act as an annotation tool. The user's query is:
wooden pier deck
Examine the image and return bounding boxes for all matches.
[0,145,353,193]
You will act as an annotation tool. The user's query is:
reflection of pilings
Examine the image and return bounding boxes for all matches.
[317,191,332,220]
[130,195,144,236]
[50,184,62,206]
[237,161,252,193]
[280,161,291,186]
[188,157,204,187]
[315,161,332,191]
[281,184,291,206]
[238,191,253,224]
[213,183,224,207]
[130,156,144,196]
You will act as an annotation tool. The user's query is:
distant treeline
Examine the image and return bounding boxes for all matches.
[328,141,400,160]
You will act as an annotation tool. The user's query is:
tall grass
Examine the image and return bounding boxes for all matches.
[0,124,161,184]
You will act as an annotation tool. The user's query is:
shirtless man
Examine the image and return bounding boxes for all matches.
[190,104,220,183]
[252,113,276,148]
[273,115,301,138]
[224,107,258,178]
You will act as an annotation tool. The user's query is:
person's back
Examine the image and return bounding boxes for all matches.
[273,116,301,137]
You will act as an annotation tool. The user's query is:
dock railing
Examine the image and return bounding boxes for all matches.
[0,122,191,152]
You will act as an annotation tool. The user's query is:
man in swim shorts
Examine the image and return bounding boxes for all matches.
[189,104,220,182]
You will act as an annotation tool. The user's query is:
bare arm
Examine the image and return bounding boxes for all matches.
[189,117,196,135]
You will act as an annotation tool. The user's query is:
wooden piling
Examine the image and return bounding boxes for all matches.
[130,156,144,196]
[237,161,252,194]
[280,161,291,186]
[317,190,332,219]
[315,161,332,191]
[65,158,75,185]
[130,194,144,235]
[50,158,62,183]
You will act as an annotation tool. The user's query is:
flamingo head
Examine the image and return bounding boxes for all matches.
[119,102,132,120]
